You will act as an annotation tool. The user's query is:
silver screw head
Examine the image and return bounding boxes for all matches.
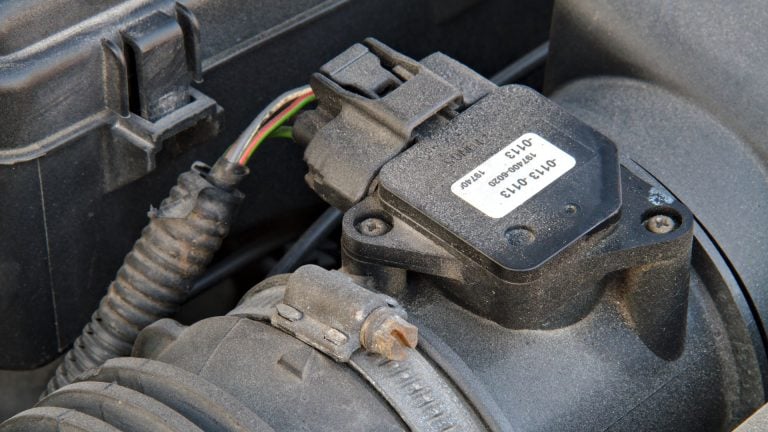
[356,217,391,237]
[644,214,677,234]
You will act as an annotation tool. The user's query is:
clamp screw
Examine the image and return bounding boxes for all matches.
[361,308,418,361]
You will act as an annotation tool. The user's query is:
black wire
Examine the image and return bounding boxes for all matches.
[186,206,341,301]
[188,234,291,299]
[267,207,344,277]
[489,41,549,86]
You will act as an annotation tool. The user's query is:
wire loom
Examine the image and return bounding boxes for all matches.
[44,83,314,395]
[45,163,245,395]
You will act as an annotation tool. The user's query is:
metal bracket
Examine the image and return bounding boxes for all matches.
[230,266,485,432]
[269,265,417,362]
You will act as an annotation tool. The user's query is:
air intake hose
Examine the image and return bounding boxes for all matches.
[44,159,247,395]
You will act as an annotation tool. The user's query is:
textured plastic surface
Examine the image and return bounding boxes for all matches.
[379,85,621,275]
[546,0,768,393]
[302,39,464,210]
[407,259,762,431]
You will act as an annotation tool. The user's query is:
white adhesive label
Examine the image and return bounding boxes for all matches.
[451,133,576,218]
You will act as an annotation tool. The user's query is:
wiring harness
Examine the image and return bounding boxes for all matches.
[44,86,317,395]
[224,86,316,165]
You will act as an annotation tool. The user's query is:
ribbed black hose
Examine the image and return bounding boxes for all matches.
[44,160,245,395]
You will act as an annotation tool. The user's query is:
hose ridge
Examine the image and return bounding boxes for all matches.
[44,164,244,396]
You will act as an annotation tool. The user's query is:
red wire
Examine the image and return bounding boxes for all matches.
[238,94,312,165]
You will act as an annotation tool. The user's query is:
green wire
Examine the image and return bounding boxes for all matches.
[268,126,293,140]
[241,94,316,163]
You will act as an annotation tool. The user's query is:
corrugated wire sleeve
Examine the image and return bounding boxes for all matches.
[44,159,246,395]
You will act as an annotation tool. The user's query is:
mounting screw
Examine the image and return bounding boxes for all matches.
[361,308,418,361]
[356,217,391,237]
[644,214,677,234]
